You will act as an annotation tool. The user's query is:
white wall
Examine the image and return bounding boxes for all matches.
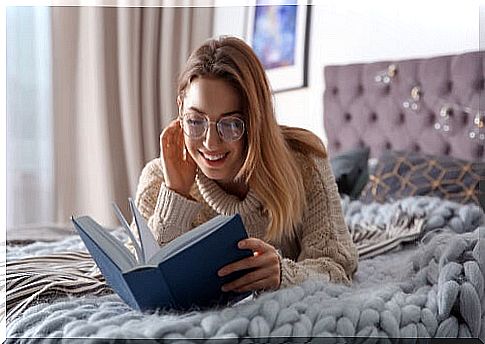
[213,1,481,144]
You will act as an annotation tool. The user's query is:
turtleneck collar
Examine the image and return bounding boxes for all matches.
[195,171,262,216]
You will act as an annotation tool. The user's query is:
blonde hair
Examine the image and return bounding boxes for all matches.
[177,36,326,243]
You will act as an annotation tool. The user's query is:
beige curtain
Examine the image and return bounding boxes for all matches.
[51,6,214,227]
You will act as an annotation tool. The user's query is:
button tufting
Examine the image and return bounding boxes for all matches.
[370,112,378,122]
[428,112,436,126]
[474,145,484,160]
[476,79,485,91]
[335,141,341,149]
[414,144,420,152]
[357,84,364,95]
[399,113,405,124]
[344,113,352,122]
[332,87,339,95]
[447,80,453,93]
[385,142,392,150]
[444,144,452,155]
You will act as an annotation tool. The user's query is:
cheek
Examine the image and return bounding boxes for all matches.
[184,138,199,158]
[230,141,246,163]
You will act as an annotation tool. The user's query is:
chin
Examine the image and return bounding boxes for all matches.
[195,155,237,182]
[200,168,231,182]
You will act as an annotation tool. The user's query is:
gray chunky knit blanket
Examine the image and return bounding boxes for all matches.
[5,196,485,341]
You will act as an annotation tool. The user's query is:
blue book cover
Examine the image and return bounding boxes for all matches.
[72,199,253,311]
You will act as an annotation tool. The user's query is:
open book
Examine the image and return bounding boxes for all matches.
[71,198,253,311]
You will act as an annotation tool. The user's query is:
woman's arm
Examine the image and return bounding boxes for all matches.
[280,155,358,287]
[130,158,202,246]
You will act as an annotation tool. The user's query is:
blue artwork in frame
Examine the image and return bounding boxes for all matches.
[247,1,310,92]
[252,5,298,70]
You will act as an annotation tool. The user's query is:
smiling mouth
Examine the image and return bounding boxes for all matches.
[200,151,228,162]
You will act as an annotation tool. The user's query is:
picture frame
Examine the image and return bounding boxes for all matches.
[246,0,311,93]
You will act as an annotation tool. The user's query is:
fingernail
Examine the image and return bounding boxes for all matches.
[238,242,245,248]
[218,269,225,276]
[221,286,228,292]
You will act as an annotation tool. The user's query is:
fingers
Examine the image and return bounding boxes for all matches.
[218,238,281,293]
[161,120,183,150]
[232,279,275,293]
[238,238,269,252]
[218,255,258,277]
[158,118,197,198]
[218,238,275,276]
[221,266,280,293]
[160,121,185,162]
[218,249,277,277]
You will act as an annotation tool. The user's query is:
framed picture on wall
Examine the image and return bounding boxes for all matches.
[246,0,311,93]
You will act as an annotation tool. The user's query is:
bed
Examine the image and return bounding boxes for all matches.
[5,51,485,342]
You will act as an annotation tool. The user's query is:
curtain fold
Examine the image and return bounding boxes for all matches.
[51,6,214,227]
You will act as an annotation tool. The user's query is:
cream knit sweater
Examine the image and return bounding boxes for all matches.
[132,152,358,289]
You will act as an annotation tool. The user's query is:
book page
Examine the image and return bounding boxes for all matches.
[129,198,160,262]
[73,216,138,271]
[112,202,144,264]
[147,215,231,265]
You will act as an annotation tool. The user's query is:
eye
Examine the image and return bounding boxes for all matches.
[187,118,204,126]
[184,113,206,126]
[220,117,244,130]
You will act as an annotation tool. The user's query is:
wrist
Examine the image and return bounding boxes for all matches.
[276,249,283,289]
[165,184,194,201]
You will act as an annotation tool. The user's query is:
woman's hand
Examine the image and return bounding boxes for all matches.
[160,119,197,199]
[218,238,281,293]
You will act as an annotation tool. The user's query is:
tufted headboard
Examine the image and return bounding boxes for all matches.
[323,51,484,162]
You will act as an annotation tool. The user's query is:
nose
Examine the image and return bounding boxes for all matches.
[203,122,222,148]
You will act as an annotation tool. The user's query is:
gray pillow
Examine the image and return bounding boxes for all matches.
[359,150,484,205]
[330,147,370,199]
[478,179,484,211]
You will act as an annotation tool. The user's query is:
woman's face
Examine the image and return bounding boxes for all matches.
[180,77,246,186]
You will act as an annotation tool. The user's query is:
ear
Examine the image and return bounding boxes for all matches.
[176,96,183,128]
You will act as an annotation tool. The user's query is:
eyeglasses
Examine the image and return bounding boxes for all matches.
[179,112,245,142]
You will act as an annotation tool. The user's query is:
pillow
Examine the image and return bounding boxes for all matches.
[330,147,370,199]
[480,179,485,210]
[359,150,485,205]
[368,158,379,175]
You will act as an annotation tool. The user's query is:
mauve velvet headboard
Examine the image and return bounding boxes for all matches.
[323,51,484,162]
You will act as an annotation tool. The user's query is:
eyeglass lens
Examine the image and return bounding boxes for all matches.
[182,113,245,142]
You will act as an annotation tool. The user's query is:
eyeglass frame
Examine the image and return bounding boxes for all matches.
[178,111,246,142]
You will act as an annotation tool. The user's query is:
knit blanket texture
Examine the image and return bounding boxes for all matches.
[5,196,485,341]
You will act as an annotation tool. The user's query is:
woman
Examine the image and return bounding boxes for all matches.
[133,36,358,294]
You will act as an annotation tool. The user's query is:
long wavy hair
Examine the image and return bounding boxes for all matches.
[177,36,326,243]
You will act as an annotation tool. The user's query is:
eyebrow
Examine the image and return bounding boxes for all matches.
[187,106,242,117]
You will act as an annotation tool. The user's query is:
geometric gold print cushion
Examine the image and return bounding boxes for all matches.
[359,150,485,205]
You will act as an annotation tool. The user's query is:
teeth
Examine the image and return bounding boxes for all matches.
[203,153,226,161]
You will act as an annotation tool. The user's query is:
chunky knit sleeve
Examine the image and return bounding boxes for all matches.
[130,158,202,246]
[279,156,358,288]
